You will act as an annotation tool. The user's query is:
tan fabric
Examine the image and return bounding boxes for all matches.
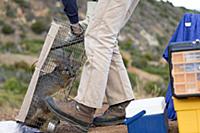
[75,0,140,108]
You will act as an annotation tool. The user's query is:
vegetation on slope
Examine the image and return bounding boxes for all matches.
[0,0,199,109]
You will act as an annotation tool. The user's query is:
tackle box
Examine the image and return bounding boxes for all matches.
[173,97,200,133]
[169,40,200,98]
[124,97,168,133]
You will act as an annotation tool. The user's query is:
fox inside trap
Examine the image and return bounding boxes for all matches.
[169,40,200,98]
[15,20,86,130]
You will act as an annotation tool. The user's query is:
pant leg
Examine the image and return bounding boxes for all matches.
[61,0,79,24]
[105,0,140,105]
[75,0,138,108]
[105,44,134,106]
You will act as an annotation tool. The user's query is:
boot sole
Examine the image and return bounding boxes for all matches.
[93,119,124,127]
[45,97,88,132]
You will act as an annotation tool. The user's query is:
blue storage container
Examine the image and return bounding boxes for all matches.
[124,97,168,133]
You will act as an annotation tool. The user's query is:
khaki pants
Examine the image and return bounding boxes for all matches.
[75,0,140,108]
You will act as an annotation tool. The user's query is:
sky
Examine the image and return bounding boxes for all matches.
[161,0,200,11]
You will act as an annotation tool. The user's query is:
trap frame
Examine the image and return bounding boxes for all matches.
[16,19,86,129]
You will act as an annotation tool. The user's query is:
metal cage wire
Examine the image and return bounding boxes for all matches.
[23,19,86,129]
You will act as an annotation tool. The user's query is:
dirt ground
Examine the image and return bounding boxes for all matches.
[91,125,127,133]
[0,53,37,66]
[91,104,178,133]
[0,53,177,132]
[55,104,178,133]
[89,121,178,133]
[0,104,178,133]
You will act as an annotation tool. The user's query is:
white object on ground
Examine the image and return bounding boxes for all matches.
[0,121,41,133]
[126,97,166,118]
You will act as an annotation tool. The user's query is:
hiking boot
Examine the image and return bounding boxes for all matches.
[54,121,83,133]
[45,96,95,132]
[65,23,86,43]
[93,100,131,127]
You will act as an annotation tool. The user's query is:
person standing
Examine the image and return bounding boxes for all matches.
[46,0,141,132]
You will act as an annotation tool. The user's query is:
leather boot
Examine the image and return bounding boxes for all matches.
[45,96,95,132]
[93,100,131,127]
[54,121,83,133]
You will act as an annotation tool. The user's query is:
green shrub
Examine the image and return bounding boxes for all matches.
[120,41,133,51]
[122,57,129,68]
[2,24,15,35]
[144,81,166,96]
[144,53,154,61]
[130,47,149,69]
[14,61,32,72]
[129,46,169,82]
[0,42,18,53]
[3,78,27,94]
[31,20,47,34]
[6,9,17,18]
[0,64,32,85]
[132,56,148,68]
[142,64,169,82]
[6,5,16,18]
[156,34,167,46]
[21,39,43,54]
[0,91,24,108]
[13,0,29,8]
[0,19,4,26]
[128,72,137,88]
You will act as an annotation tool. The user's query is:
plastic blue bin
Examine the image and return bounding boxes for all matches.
[124,110,168,133]
[124,97,168,133]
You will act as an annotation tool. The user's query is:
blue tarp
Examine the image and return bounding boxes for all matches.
[163,13,200,120]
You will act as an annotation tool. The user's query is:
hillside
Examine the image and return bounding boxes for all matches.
[0,0,199,120]
[0,0,197,57]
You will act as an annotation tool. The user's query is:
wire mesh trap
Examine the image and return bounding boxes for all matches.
[16,19,86,130]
